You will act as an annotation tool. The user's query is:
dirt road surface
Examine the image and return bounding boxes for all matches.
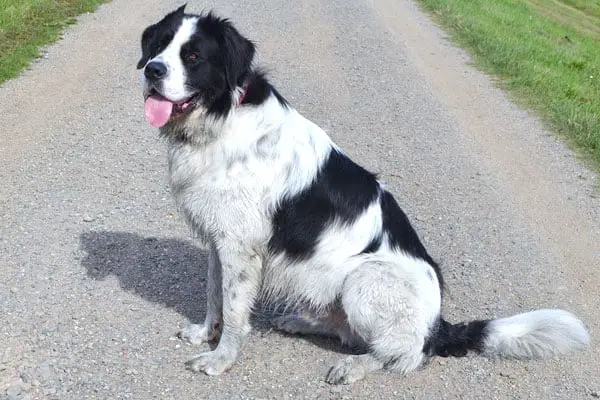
[1,0,599,399]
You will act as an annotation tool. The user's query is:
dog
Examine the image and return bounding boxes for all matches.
[136,5,589,384]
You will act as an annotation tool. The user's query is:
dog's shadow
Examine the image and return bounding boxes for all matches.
[79,231,358,355]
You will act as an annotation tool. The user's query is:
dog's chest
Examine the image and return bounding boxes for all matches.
[167,142,273,245]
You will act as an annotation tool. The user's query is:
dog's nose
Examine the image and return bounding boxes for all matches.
[144,61,167,80]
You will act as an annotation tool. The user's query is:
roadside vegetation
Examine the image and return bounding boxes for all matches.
[418,0,600,169]
[0,0,109,84]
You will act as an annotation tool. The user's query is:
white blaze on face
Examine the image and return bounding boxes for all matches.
[148,17,198,102]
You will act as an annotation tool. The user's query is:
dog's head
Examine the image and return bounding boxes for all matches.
[137,4,255,128]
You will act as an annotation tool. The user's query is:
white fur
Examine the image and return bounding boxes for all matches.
[340,253,441,373]
[167,95,333,248]
[483,309,590,359]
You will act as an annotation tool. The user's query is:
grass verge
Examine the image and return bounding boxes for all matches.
[418,0,600,169]
[0,0,110,85]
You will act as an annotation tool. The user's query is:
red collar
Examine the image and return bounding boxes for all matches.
[237,84,248,106]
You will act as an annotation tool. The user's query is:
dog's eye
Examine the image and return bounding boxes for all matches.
[185,53,199,63]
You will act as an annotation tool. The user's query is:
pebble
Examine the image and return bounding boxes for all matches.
[82,215,95,222]
[499,371,516,380]
[39,364,54,381]
[6,382,22,400]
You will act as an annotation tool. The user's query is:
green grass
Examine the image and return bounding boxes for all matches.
[0,0,110,84]
[418,0,600,168]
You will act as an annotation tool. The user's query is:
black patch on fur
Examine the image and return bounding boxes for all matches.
[377,190,444,289]
[240,69,289,109]
[268,150,380,261]
[360,234,382,254]
[422,317,489,357]
[136,4,186,69]
[190,12,256,117]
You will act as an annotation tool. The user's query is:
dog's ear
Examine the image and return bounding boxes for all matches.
[137,5,187,70]
[200,12,255,88]
[170,3,187,18]
[221,24,255,89]
[136,57,148,70]
[136,25,156,69]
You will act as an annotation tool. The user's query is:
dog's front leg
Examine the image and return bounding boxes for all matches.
[185,247,261,375]
[179,245,223,344]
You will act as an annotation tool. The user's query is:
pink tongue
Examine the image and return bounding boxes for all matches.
[144,95,174,128]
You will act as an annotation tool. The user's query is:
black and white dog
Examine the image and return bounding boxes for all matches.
[136,5,589,384]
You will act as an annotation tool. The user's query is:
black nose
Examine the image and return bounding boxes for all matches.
[144,61,167,80]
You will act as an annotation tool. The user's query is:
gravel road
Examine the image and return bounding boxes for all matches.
[1,0,599,399]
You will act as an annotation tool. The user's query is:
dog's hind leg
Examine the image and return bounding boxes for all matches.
[325,354,384,384]
[325,255,440,384]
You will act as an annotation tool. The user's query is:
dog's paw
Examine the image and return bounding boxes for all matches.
[177,323,220,345]
[185,351,235,375]
[325,357,367,385]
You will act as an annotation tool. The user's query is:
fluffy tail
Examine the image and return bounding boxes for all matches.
[424,309,590,360]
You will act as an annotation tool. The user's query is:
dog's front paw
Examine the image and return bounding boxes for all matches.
[177,322,221,345]
[185,351,235,375]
